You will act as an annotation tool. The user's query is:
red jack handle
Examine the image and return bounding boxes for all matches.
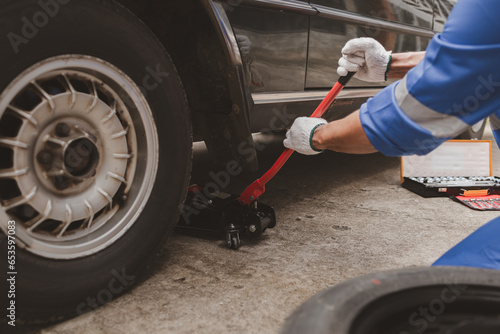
[239,72,355,205]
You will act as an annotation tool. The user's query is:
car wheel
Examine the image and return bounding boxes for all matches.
[456,119,487,140]
[281,267,500,334]
[0,0,191,322]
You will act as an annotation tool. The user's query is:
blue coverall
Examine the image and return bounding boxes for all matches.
[358,0,500,270]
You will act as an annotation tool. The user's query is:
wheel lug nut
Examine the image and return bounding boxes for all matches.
[55,176,70,190]
[55,122,71,137]
[37,150,53,165]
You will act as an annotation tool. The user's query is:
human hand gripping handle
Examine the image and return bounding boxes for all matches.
[337,37,392,82]
[239,72,355,205]
[282,74,356,155]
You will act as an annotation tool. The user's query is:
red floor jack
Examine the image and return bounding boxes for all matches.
[176,73,355,249]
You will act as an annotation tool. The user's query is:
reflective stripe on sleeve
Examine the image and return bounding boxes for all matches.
[395,76,470,138]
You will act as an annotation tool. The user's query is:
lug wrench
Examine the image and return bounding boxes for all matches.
[239,72,355,205]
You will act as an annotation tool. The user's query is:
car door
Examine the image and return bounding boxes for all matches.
[306,0,436,89]
[224,0,312,93]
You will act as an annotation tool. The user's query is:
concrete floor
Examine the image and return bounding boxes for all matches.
[27,127,500,334]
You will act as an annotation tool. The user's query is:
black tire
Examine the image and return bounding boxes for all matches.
[0,0,191,325]
[456,119,487,140]
[281,267,500,334]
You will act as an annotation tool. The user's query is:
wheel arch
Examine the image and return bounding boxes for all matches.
[115,0,258,171]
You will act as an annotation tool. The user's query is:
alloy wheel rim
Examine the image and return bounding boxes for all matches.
[0,55,159,259]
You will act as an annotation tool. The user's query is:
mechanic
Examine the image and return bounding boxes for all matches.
[284,0,500,271]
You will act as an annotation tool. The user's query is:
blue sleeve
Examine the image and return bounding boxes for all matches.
[360,84,448,156]
[441,0,500,45]
[360,0,500,156]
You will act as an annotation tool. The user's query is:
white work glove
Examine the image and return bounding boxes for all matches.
[337,38,392,82]
[284,117,327,155]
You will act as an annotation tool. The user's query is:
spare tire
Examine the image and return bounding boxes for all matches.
[281,266,500,334]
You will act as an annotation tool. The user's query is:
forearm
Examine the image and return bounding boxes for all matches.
[311,110,377,154]
[304,52,424,154]
[387,51,425,79]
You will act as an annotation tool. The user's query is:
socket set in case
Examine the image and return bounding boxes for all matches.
[401,140,500,210]
[402,176,500,198]
[409,176,500,187]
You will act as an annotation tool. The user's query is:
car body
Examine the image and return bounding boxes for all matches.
[133,0,455,170]
[112,0,458,171]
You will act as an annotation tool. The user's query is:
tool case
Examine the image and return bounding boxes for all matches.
[401,140,500,210]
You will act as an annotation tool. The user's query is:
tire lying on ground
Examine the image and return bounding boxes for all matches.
[281,266,500,334]
[0,0,191,323]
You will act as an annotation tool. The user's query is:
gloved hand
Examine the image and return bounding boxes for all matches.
[284,117,327,155]
[337,38,392,82]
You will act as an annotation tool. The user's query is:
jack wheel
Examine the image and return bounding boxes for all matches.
[227,232,241,250]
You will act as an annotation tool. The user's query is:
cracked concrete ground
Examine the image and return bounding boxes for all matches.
[25,127,500,334]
